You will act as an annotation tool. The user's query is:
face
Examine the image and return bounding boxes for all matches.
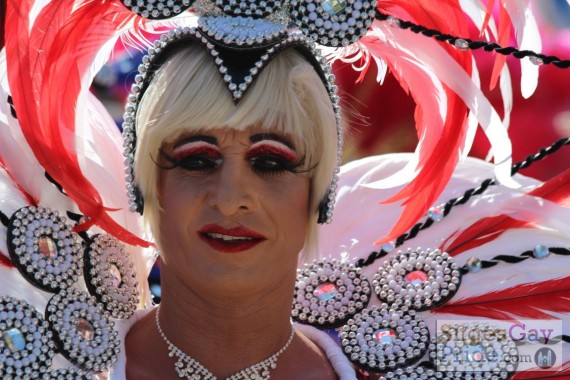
[157,127,311,297]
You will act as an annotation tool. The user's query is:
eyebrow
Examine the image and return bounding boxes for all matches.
[173,135,218,149]
[250,133,295,150]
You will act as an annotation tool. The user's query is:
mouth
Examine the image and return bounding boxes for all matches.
[198,225,266,253]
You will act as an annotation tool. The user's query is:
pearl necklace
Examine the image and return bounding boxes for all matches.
[155,307,295,380]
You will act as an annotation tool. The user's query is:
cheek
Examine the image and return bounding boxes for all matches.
[274,178,311,246]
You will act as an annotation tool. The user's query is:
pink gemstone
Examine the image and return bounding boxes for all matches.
[109,264,122,288]
[404,271,428,286]
[77,318,94,341]
[373,328,396,345]
[313,283,339,302]
[38,237,57,258]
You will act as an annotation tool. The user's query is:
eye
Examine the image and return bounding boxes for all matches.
[249,154,304,175]
[176,154,222,172]
[246,142,304,175]
[159,146,222,173]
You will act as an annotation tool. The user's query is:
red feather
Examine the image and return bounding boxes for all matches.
[489,2,511,91]
[0,252,14,268]
[441,168,570,255]
[432,276,570,319]
[372,0,475,245]
[5,0,151,247]
[512,360,570,379]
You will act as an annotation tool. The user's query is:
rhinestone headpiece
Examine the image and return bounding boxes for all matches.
[121,0,377,223]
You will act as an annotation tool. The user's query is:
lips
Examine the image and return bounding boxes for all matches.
[198,224,266,253]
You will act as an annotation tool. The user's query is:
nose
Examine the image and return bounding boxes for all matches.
[208,158,255,217]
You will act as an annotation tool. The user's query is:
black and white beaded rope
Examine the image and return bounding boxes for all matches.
[292,258,371,328]
[0,296,56,379]
[355,137,570,268]
[373,248,461,312]
[7,206,83,293]
[45,289,119,373]
[84,234,140,319]
[340,304,430,372]
[377,12,570,68]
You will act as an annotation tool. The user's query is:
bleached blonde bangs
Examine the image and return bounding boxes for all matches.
[135,42,337,258]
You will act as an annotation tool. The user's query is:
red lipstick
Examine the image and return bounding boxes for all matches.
[198,225,266,253]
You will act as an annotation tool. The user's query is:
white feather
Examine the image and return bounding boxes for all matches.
[502,0,542,98]
[363,23,518,189]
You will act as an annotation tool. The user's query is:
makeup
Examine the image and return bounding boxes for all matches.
[198,224,267,254]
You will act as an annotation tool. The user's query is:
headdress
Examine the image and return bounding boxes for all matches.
[4,0,543,243]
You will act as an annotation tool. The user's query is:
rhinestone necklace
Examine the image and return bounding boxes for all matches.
[155,307,295,380]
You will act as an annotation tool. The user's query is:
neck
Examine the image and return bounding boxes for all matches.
[156,266,296,378]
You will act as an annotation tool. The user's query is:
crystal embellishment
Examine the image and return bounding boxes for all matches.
[466,257,482,273]
[314,282,339,301]
[454,38,469,51]
[0,296,55,378]
[292,258,371,328]
[404,270,428,286]
[373,328,396,346]
[340,304,430,372]
[322,0,347,15]
[3,328,26,352]
[84,234,140,319]
[7,206,83,292]
[46,289,119,372]
[532,244,550,259]
[373,248,461,311]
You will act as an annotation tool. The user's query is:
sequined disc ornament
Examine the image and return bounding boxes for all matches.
[45,289,119,373]
[292,258,371,328]
[7,206,83,293]
[0,296,56,379]
[340,304,430,372]
[373,248,461,311]
[84,234,140,319]
[435,322,517,377]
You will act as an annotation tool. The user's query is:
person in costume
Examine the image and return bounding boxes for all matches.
[0,1,569,380]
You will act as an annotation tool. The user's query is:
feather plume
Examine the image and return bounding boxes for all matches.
[441,168,570,254]
[359,21,516,245]
[5,0,150,247]
[432,276,570,319]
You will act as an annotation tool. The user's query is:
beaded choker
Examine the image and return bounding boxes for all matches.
[155,307,296,380]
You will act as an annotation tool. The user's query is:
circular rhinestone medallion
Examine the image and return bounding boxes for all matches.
[292,259,371,328]
[120,0,193,19]
[435,322,517,378]
[0,296,55,379]
[289,0,377,47]
[198,16,287,47]
[340,304,430,372]
[7,206,83,292]
[373,248,461,311]
[45,289,119,372]
[84,234,140,319]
